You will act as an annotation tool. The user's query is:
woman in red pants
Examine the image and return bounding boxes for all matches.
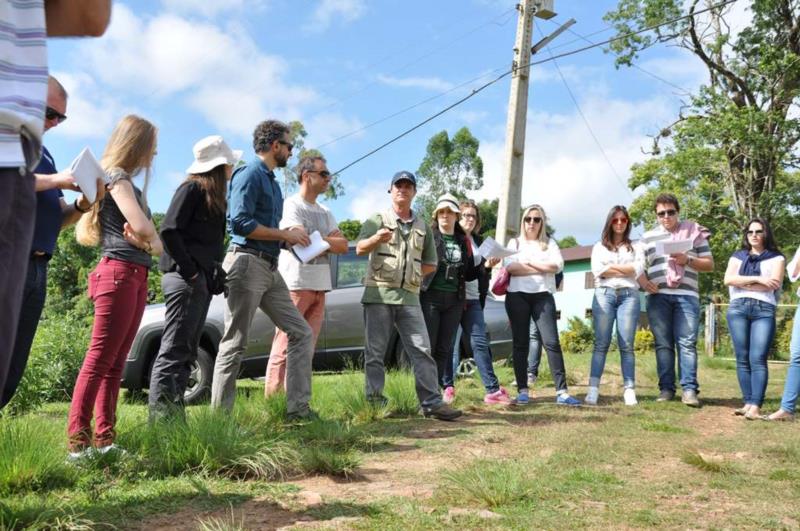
[69,115,162,458]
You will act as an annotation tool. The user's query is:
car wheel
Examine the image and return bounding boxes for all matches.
[184,346,214,405]
[456,358,477,378]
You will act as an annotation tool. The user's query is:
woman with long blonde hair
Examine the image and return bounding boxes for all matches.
[502,204,579,406]
[68,115,162,458]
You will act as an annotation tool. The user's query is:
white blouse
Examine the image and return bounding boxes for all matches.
[590,241,645,289]
[787,247,800,296]
[727,254,784,306]
[504,238,564,294]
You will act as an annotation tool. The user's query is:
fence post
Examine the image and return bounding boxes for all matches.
[705,303,716,357]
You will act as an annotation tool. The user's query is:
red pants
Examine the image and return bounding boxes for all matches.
[68,257,148,450]
[264,290,325,396]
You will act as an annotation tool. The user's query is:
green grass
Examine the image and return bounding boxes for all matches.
[2,354,800,529]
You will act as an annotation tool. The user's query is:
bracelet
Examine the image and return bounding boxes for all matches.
[74,198,90,214]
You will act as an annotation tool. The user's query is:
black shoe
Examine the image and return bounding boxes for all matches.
[287,409,321,422]
[367,395,389,408]
[422,402,463,421]
[656,390,675,402]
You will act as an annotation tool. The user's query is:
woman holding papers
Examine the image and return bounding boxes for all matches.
[767,245,800,421]
[724,218,784,420]
[503,204,579,406]
[420,193,478,404]
[148,136,240,420]
[69,115,162,458]
[450,199,512,405]
[585,205,644,406]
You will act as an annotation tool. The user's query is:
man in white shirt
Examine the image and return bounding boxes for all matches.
[265,155,348,397]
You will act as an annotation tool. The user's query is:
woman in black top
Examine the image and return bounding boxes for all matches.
[148,135,240,420]
[421,193,478,404]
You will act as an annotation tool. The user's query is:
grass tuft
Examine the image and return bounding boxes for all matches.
[681,450,739,475]
[440,459,535,508]
[197,505,247,531]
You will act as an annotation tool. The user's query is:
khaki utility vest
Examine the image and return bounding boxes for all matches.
[364,209,427,293]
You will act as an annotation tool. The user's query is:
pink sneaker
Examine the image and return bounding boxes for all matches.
[484,387,513,405]
[443,386,456,404]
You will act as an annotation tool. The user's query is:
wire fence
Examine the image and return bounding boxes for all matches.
[703,303,796,361]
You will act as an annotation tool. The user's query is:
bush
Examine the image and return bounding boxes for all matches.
[634,328,654,354]
[4,312,92,416]
[559,317,594,354]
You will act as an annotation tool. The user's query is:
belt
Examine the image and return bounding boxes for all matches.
[30,251,51,261]
[232,246,278,270]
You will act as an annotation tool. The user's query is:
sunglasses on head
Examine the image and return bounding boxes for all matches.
[45,106,67,123]
[523,216,542,224]
[656,209,677,218]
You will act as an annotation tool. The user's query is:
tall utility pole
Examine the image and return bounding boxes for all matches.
[495,0,556,245]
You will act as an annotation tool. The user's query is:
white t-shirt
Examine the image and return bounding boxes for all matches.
[727,254,785,306]
[591,241,645,289]
[504,238,564,294]
[277,194,339,291]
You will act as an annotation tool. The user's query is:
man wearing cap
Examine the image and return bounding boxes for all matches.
[147,135,241,420]
[2,76,105,410]
[265,155,348,397]
[355,171,462,421]
[211,120,316,420]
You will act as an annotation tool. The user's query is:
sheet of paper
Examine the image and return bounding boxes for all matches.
[291,230,331,264]
[477,236,518,259]
[655,238,693,256]
[68,147,106,203]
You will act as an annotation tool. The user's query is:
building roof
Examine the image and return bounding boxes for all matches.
[561,244,593,262]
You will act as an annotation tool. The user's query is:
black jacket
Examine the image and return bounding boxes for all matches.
[470,233,492,308]
[158,180,226,282]
[421,227,479,300]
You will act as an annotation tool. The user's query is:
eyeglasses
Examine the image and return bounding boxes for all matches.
[45,106,67,124]
[523,216,542,224]
[308,170,331,179]
[277,140,294,151]
[747,229,764,236]
[656,209,677,218]
[612,218,629,225]
[462,213,477,219]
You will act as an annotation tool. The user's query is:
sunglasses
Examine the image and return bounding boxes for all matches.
[656,209,677,218]
[45,106,67,124]
[277,139,294,150]
[308,170,331,179]
[746,229,764,236]
[523,216,542,224]
[612,217,629,225]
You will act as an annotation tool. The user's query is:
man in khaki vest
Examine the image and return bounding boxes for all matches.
[356,171,462,421]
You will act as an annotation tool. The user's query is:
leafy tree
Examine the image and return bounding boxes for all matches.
[557,235,579,249]
[416,127,484,217]
[476,198,498,239]
[605,0,800,297]
[338,219,362,242]
[278,120,345,200]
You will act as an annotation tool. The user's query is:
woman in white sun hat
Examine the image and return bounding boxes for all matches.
[147,135,241,421]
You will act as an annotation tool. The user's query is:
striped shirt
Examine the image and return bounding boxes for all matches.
[641,225,712,298]
[0,1,47,169]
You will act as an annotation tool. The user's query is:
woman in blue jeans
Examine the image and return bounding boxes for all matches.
[449,199,512,405]
[724,218,784,420]
[585,205,644,406]
[767,245,800,421]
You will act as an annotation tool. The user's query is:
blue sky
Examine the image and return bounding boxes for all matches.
[44,0,742,244]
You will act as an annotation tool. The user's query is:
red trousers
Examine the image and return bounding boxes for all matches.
[68,257,148,450]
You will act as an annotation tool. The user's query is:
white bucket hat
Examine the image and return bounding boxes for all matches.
[433,193,461,215]
[186,135,243,174]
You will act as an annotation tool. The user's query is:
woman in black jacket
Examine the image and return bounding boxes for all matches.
[450,199,512,405]
[148,135,240,420]
[421,193,478,404]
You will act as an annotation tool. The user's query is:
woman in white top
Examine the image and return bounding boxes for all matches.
[503,204,579,406]
[724,217,784,419]
[767,245,800,421]
[585,205,644,406]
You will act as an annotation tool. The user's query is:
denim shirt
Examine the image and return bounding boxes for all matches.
[227,157,284,257]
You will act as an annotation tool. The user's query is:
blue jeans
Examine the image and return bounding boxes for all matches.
[590,287,639,389]
[726,297,775,407]
[779,305,800,414]
[646,293,700,392]
[451,299,500,393]
[528,320,542,376]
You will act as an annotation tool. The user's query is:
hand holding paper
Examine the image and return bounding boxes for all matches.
[477,237,519,260]
[292,231,331,264]
[69,147,107,203]
[655,239,693,256]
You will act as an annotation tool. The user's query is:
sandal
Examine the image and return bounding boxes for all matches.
[766,410,796,422]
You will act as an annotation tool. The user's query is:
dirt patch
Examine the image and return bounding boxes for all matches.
[137,498,305,531]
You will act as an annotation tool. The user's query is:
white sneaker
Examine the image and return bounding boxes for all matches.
[96,444,128,456]
[623,388,638,406]
[66,447,96,463]
[584,387,599,405]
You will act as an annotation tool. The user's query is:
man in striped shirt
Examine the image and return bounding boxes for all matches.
[638,193,714,407]
[0,1,110,396]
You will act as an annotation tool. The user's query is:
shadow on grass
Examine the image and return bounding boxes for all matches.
[303,500,384,521]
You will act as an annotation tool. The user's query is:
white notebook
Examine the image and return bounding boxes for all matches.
[68,147,107,203]
[291,230,331,264]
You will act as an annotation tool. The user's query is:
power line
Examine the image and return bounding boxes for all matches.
[333,0,738,175]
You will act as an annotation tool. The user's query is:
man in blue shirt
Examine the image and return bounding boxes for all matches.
[1,76,104,409]
[210,119,315,420]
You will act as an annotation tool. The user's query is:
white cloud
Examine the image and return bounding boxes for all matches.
[474,95,677,243]
[305,0,366,33]
[638,53,707,92]
[376,74,455,92]
[305,112,365,150]
[349,180,390,220]
[48,71,132,140]
[161,0,263,18]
